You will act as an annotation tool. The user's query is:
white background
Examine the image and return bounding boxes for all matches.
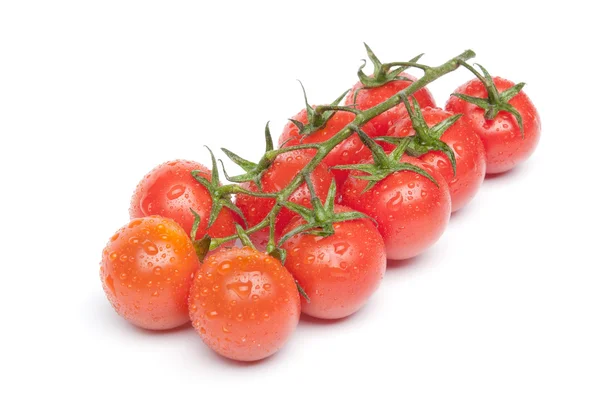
[1,1,599,397]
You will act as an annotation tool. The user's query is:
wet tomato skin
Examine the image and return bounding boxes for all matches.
[129,160,238,241]
[345,72,436,137]
[281,205,386,319]
[189,246,301,362]
[386,107,486,212]
[445,77,541,174]
[235,150,334,249]
[279,110,375,188]
[100,216,201,330]
[341,156,451,260]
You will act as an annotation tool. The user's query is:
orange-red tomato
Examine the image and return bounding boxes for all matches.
[445,77,541,174]
[279,110,375,188]
[345,72,436,137]
[189,246,301,362]
[100,216,201,330]
[235,150,334,249]
[281,205,386,319]
[386,108,486,212]
[130,160,238,241]
[341,156,451,260]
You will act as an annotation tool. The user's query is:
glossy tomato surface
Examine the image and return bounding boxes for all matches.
[279,109,374,188]
[341,157,451,260]
[281,205,386,319]
[445,77,541,174]
[130,160,238,241]
[345,72,436,137]
[100,216,201,330]
[189,246,301,361]
[387,107,486,212]
[235,150,334,249]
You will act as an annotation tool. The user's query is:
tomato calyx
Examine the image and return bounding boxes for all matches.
[288,82,357,138]
[356,43,427,89]
[334,126,438,192]
[376,99,459,175]
[279,178,370,245]
[190,146,248,228]
[222,123,321,188]
[455,61,526,136]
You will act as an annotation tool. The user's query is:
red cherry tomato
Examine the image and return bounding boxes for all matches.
[345,72,436,137]
[279,110,374,188]
[235,150,334,249]
[445,77,541,174]
[129,160,238,241]
[281,205,386,319]
[189,246,301,362]
[100,216,201,330]
[341,156,451,260]
[386,107,486,212]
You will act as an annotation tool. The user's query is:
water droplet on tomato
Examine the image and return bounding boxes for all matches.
[111,233,120,241]
[386,191,403,211]
[153,266,162,276]
[217,261,232,275]
[167,185,186,200]
[226,281,253,299]
[142,240,158,255]
[207,310,219,319]
[129,219,143,228]
[334,242,349,255]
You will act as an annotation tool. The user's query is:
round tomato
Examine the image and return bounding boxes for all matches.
[235,150,334,249]
[130,160,238,241]
[281,205,386,319]
[341,156,451,260]
[189,246,301,362]
[279,109,374,188]
[345,72,436,137]
[386,107,486,212]
[100,216,201,330]
[445,77,541,174]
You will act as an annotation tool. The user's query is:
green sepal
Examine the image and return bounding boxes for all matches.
[295,280,311,303]
[264,122,274,152]
[357,43,426,88]
[288,83,350,138]
[193,236,212,263]
[190,147,248,228]
[457,61,526,137]
[393,98,459,175]
[334,126,438,192]
[277,179,370,245]
[189,209,212,262]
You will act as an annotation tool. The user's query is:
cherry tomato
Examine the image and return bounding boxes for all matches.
[100,216,201,330]
[189,246,301,361]
[130,160,238,241]
[445,77,541,174]
[235,150,334,249]
[345,72,436,137]
[386,107,486,212]
[281,205,386,319]
[279,109,374,188]
[341,156,451,260]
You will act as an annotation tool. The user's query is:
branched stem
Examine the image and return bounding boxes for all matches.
[209,50,476,251]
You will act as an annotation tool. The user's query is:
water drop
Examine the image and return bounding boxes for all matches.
[167,185,186,200]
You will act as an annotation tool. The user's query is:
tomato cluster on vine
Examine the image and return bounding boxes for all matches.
[100,45,540,362]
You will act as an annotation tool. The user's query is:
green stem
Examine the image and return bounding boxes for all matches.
[211,50,476,250]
